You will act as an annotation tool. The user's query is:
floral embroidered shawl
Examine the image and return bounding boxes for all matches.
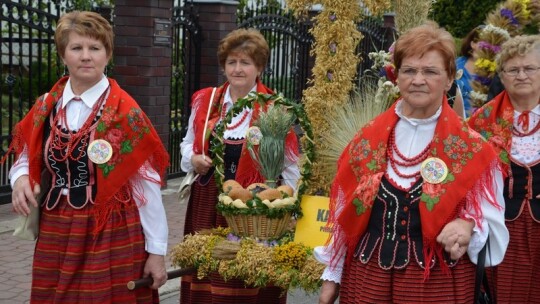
[468,91,514,173]
[328,98,499,277]
[191,79,299,187]
[6,76,169,232]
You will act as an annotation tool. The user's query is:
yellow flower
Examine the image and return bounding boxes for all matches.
[474,58,497,73]
[515,0,531,19]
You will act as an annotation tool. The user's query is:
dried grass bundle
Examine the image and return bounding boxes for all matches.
[318,83,392,181]
[394,0,433,34]
[212,240,241,260]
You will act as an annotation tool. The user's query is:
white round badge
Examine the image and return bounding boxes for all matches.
[87,139,113,164]
[420,157,448,184]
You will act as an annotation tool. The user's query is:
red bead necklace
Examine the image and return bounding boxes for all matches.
[221,104,250,130]
[387,128,430,179]
[49,88,109,162]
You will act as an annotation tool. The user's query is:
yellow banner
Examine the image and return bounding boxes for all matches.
[293,195,332,248]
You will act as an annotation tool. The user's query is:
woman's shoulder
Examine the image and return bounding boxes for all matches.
[456,56,468,67]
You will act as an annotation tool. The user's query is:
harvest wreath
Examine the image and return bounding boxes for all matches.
[170,227,326,292]
[210,92,315,239]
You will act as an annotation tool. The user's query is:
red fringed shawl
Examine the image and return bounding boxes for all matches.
[328,98,499,278]
[190,80,299,187]
[5,76,169,232]
[468,91,515,173]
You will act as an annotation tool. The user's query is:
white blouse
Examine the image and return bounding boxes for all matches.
[9,76,168,256]
[180,84,300,189]
[315,100,509,283]
[511,105,540,165]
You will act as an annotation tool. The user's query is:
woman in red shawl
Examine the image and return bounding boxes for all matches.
[316,22,509,304]
[468,34,540,303]
[179,28,299,303]
[7,11,169,303]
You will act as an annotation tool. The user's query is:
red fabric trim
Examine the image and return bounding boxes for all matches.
[328,98,498,275]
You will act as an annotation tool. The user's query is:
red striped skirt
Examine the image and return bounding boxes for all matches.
[180,176,286,303]
[31,196,157,303]
[493,202,540,303]
[340,254,476,303]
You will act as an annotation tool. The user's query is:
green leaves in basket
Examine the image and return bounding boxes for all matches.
[247,104,296,185]
[217,195,298,219]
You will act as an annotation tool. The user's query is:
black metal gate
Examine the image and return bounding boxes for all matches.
[356,16,397,86]
[168,0,201,178]
[0,0,75,202]
[237,4,313,103]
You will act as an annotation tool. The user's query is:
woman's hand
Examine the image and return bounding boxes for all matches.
[191,154,213,175]
[12,175,40,216]
[143,254,167,290]
[319,280,339,304]
[436,218,475,260]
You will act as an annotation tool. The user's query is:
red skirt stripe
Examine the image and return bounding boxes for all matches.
[183,176,227,235]
[494,202,540,303]
[31,197,156,303]
[340,255,475,303]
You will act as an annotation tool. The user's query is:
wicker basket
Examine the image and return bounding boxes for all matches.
[224,212,292,240]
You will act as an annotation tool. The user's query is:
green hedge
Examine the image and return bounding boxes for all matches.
[430,0,500,38]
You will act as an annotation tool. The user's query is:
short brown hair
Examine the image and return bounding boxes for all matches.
[217,28,269,70]
[496,35,540,73]
[55,11,114,58]
[394,21,456,79]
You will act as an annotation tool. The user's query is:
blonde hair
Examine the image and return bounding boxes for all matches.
[55,11,114,58]
[496,35,540,73]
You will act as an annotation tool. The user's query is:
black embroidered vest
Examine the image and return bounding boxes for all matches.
[354,177,455,269]
[504,161,540,220]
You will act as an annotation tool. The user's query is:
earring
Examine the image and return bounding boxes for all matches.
[105,66,108,75]
[63,65,69,76]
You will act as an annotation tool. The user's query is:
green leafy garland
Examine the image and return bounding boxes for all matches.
[210,92,315,218]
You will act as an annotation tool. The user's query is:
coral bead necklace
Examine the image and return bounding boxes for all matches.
[221,104,250,130]
[387,128,430,179]
[49,88,109,162]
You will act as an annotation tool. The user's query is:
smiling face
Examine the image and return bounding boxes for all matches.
[397,50,453,119]
[500,51,540,110]
[62,32,110,94]
[224,51,262,93]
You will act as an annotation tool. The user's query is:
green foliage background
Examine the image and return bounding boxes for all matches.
[430,0,501,37]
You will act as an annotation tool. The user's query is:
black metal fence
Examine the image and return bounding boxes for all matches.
[0,0,396,198]
[169,0,201,178]
[237,3,313,103]
[0,0,75,202]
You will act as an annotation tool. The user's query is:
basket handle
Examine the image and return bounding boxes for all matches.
[201,87,217,160]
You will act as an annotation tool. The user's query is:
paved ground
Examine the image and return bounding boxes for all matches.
[0,177,319,303]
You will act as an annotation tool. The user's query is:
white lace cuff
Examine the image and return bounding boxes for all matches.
[314,245,343,284]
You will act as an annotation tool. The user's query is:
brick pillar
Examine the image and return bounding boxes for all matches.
[113,1,173,151]
[193,0,239,88]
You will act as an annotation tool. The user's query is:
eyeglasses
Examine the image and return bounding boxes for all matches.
[502,66,540,77]
[398,67,445,79]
